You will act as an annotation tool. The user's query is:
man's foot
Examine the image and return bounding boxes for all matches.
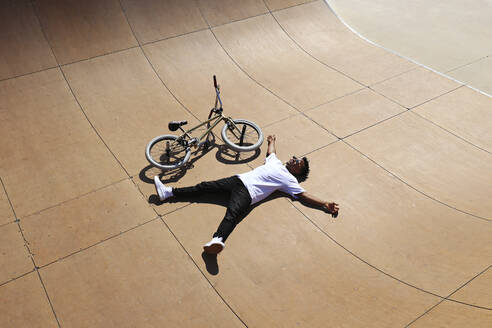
[203,237,225,254]
[154,176,173,201]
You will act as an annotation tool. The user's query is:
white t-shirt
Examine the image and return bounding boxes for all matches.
[237,153,305,204]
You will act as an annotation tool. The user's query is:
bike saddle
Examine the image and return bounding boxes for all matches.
[168,120,188,131]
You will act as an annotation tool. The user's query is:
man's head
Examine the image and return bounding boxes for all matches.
[286,155,310,182]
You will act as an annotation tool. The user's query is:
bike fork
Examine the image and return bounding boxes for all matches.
[239,124,247,146]
[165,141,171,161]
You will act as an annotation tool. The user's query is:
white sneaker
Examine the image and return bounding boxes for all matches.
[154,176,173,201]
[203,237,225,254]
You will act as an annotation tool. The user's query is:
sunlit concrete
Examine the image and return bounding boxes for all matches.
[0,0,490,327]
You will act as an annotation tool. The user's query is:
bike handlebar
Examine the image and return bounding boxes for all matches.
[213,75,223,109]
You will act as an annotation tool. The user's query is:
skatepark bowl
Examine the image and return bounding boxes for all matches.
[0,0,490,327]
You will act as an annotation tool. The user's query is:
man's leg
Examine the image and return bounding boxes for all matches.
[172,176,238,198]
[154,175,237,201]
[204,178,251,254]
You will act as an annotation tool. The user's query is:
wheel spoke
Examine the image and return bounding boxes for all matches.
[226,123,259,146]
[149,138,188,168]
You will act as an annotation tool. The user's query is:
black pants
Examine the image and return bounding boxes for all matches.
[172,176,251,242]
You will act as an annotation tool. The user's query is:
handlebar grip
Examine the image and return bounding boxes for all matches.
[213,75,217,88]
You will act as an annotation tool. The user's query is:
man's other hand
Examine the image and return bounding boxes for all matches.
[266,135,277,156]
[323,202,339,217]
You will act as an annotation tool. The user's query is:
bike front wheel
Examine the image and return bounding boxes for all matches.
[145,134,191,170]
[221,119,263,152]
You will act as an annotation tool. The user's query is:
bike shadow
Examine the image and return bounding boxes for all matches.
[139,135,262,185]
[214,144,261,165]
[139,135,216,185]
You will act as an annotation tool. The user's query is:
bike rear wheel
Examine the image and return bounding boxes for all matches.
[221,119,263,152]
[145,135,191,170]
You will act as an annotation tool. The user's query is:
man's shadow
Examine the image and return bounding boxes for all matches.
[149,187,338,275]
[150,188,286,275]
[140,137,262,275]
[141,139,337,275]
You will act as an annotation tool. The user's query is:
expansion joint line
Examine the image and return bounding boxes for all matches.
[26,3,136,327]
[266,0,492,161]
[288,197,492,313]
[37,215,161,270]
[28,0,130,179]
[117,2,248,327]
[195,1,481,314]
[218,0,491,222]
[366,82,492,155]
[343,140,490,222]
[116,1,201,124]
[405,265,492,327]
[8,1,488,325]
[321,0,491,98]
[192,0,492,312]
[408,109,492,156]
[201,3,353,148]
[268,0,491,158]
[0,176,35,270]
[262,0,366,89]
[445,54,492,74]
[0,174,62,327]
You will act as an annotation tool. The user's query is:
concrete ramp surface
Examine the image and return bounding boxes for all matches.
[0,1,491,327]
[327,0,492,96]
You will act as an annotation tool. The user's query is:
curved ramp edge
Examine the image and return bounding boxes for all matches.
[1,1,491,327]
[323,0,492,98]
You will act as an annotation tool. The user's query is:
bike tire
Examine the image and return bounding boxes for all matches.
[145,134,191,170]
[221,119,263,152]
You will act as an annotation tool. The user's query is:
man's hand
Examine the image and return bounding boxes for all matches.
[266,135,276,156]
[297,193,340,218]
[322,202,339,217]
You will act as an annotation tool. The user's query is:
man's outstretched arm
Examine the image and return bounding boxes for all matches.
[266,134,276,157]
[296,192,339,216]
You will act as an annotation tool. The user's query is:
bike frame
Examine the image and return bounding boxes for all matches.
[146,75,262,170]
[174,78,243,146]
[177,113,225,144]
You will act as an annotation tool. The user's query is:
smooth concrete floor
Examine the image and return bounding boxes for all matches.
[0,0,490,327]
[326,0,492,96]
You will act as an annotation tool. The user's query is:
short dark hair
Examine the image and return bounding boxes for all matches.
[296,157,310,182]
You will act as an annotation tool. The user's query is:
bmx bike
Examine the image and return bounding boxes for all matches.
[145,75,264,170]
